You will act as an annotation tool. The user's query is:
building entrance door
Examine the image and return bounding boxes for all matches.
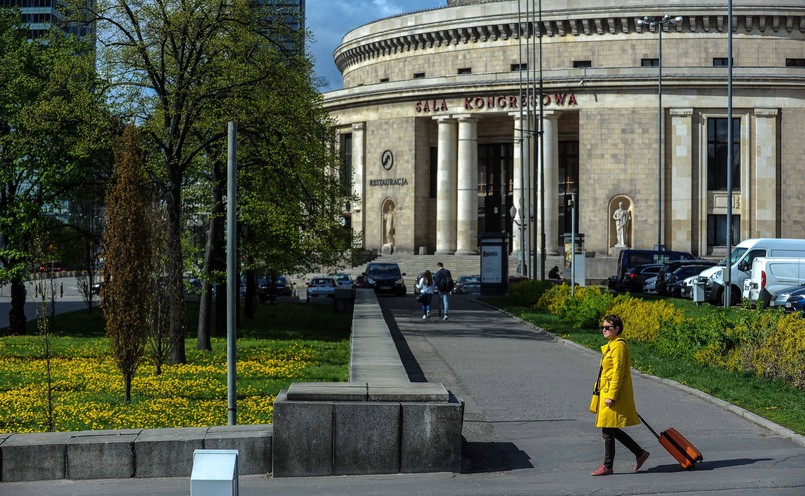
[478,143,514,243]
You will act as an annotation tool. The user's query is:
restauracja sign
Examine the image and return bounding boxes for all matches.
[415,93,577,113]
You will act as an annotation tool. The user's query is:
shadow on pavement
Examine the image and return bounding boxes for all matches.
[461,440,534,473]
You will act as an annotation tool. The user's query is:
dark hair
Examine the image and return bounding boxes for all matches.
[423,270,432,284]
[437,262,444,268]
[602,314,624,334]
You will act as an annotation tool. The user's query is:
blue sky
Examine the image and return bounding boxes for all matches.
[307,0,445,92]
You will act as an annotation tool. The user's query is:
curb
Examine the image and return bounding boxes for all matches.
[479,299,805,449]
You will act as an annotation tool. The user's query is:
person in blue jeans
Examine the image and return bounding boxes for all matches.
[433,262,451,320]
[416,270,434,318]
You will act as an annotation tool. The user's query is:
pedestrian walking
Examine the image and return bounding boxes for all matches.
[433,262,453,320]
[415,270,435,319]
[590,314,650,476]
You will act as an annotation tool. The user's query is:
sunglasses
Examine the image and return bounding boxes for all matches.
[602,325,616,330]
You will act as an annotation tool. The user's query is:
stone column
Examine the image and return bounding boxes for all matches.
[351,123,366,244]
[435,117,457,255]
[510,113,529,266]
[754,109,778,238]
[670,109,693,253]
[456,115,478,255]
[537,111,560,254]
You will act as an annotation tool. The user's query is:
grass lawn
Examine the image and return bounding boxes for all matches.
[486,297,805,436]
[0,301,351,434]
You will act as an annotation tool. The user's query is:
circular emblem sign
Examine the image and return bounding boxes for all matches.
[381,150,394,170]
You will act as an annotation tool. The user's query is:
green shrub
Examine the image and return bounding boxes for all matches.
[653,313,743,369]
[751,312,805,389]
[506,279,558,307]
[537,284,613,329]
[608,297,684,342]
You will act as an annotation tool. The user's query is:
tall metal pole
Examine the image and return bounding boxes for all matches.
[537,0,545,280]
[226,122,238,425]
[515,0,526,277]
[570,193,576,297]
[657,24,663,250]
[725,0,734,306]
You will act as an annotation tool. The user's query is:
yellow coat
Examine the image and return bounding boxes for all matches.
[594,337,640,428]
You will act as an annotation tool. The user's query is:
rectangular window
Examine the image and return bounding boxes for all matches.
[458,67,472,75]
[707,214,740,246]
[339,133,352,199]
[573,60,591,68]
[379,77,389,82]
[786,58,805,67]
[413,72,425,79]
[712,58,732,67]
[707,117,741,190]
[511,63,527,71]
[641,58,659,67]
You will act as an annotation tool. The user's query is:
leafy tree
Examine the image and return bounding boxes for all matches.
[103,125,153,402]
[81,0,310,362]
[0,10,113,334]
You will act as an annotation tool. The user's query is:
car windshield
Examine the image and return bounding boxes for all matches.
[724,247,747,266]
[367,265,401,277]
[311,278,332,285]
[461,276,480,283]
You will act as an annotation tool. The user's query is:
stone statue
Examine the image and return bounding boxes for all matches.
[383,205,395,247]
[613,201,631,247]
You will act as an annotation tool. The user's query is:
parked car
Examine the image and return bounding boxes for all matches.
[306,277,337,303]
[783,287,805,315]
[769,285,805,309]
[612,249,695,290]
[744,257,805,307]
[363,262,406,296]
[642,276,657,294]
[453,275,481,295]
[329,273,354,286]
[620,264,662,293]
[663,264,717,297]
[678,275,700,299]
[259,275,293,302]
[655,261,716,296]
[352,275,368,288]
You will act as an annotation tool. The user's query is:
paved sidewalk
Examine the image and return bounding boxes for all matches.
[4,295,805,495]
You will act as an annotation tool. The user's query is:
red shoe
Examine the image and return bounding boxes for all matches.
[591,464,613,476]
[635,451,650,472]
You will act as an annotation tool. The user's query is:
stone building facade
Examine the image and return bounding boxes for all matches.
[323,0,805,260]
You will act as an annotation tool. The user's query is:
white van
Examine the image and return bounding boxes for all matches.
[743,257,805,306]
[702,238,805,306]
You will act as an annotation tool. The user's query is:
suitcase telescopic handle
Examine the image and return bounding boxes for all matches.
[637,413,660,439]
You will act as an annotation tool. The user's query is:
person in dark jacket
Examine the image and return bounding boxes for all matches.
[433,262,452,320]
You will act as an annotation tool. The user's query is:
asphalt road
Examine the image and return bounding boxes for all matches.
[3,293,805,495]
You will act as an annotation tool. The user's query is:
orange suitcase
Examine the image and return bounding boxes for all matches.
[638,414,703,470]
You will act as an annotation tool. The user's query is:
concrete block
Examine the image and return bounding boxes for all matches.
[272,391,334,477]
[205,425,272,475]
[286,382,368,401]
[333,402,400,475]
[67,431,139,479]
[400,395,464,473]
[134,427,207,478]
[1,431,71,482]
[367,382,450,402]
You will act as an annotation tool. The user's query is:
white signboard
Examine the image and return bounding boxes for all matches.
[481,245,503,283]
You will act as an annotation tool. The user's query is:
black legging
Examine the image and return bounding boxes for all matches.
[601,427,644,469]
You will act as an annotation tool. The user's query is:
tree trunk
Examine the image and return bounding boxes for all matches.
[8,278,27,335]
[166,179,187,365]
[197,164,226,350]
[244,269,256,319]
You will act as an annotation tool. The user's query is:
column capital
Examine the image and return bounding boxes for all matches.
[433,115,456,123]
[542,110,560,121]
[351,122,366,131]
[454,114,478,123]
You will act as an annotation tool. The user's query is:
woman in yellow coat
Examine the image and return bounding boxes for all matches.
[591,314,650,476]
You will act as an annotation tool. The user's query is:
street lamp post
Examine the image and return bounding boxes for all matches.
[637,15,683,251]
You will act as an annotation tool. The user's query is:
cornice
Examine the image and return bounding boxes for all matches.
[334,5,805,73]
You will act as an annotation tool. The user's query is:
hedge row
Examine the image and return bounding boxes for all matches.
[508,280,805,390]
